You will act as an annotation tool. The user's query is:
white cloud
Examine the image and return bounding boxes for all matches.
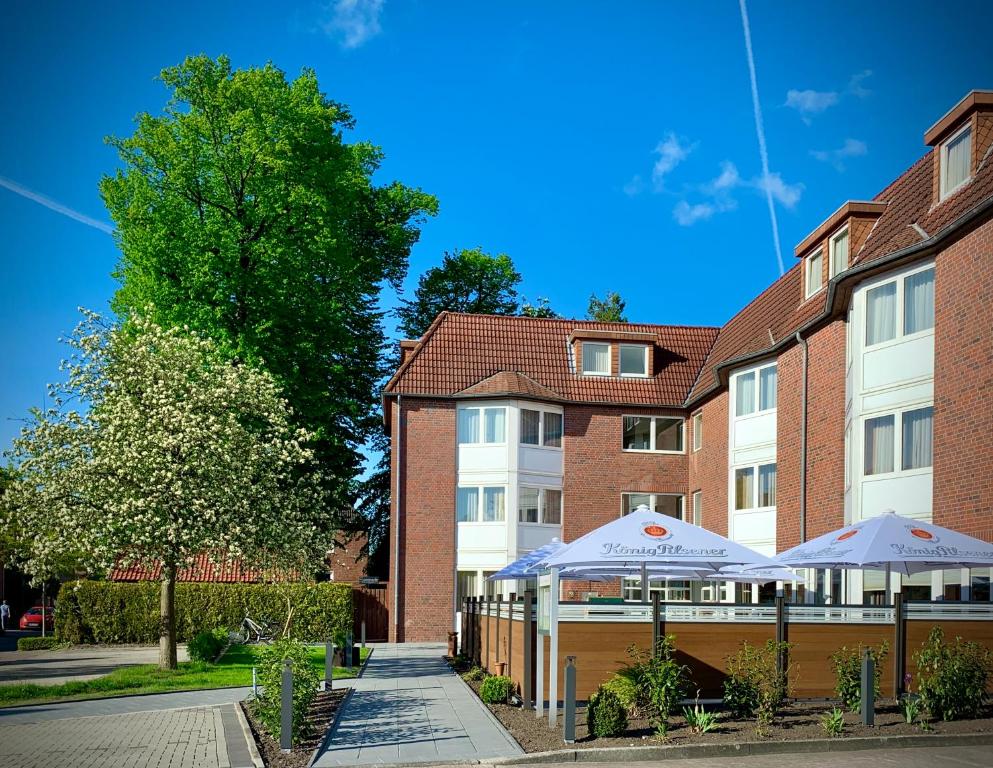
[811,138,868,171]
[0,175,113,234]
[321,0,384,49]
[651,133,693,191]
[754,172,804,209]
[705,161,741,194]
[785,89,839,123]
[847,70,873,99]
[673,200,716,226]
[623,175,645,196]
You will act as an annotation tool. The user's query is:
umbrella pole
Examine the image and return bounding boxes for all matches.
[640,562,648,605]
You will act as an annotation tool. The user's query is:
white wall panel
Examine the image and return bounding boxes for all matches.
[862,335,933,391]
[519,446,563,475]
[860,474,933,521]
[733,412,776,449]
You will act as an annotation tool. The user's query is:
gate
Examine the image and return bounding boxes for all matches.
[354,580,389,642]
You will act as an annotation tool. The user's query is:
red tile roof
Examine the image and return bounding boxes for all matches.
[385,314,719,407]
[110,555,268,583]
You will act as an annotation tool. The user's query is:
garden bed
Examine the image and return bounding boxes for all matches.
[241,688,347,768]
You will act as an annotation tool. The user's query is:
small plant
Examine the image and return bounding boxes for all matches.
[901,694,922,724]
[914,626,993,721]
[724,639,793,736]
[829,640,888,713]
[602,673,639,714]
[253,637,320,744]
[625,636,689,740]
[820,707,845,737]
[587,684,628,737]
[462,665,487,682]
[682,692,719,735]
[187,628,228,664]
[479,675,513,703]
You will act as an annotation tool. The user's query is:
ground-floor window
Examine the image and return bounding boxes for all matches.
[972,568,991,601]
[621,492,684,519]
[621,578,691,602]
[457,570,477,607]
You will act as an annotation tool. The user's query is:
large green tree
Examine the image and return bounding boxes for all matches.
[396,248,522,338]
[100,55,437,506]
[2,313,332,668]
[587,291,628,323]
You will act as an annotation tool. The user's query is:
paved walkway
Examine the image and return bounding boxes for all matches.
[0,643,189,685]
[313,643,522,766]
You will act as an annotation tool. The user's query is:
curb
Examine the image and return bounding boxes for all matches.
[307,686,355,768]
[487,730,993,764]
[231,701,265,768]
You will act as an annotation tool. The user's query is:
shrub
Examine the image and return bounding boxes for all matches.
[820,707,845,737]
[602,673,639,714]
[724,639,792,735]
[479,675,513,704]
[914,626,993,721]
[253,637,320,744]
[625,636,688,739]
[187,628,228,663]
[462,666,487,682]
[829,640,888,713]
[683,693,719,735]
[722,673,759,719]
[54,580,352,644]
[16,636,64,651]
[587,685,628,737]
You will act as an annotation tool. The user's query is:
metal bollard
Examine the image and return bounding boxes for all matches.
[280,659,293,753]
[361,620,366,649]
[563,656,576,744]
[324,640,334,691]
[252,666,258,697]
[860,648,875,726]
[346,631,354,669]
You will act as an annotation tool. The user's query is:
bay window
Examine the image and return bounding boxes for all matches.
[457,485,506,522]
[458,406,506,444]
[734,463,776,510]
[520,408,563,448]
[518,486,562,525]
[864,405,933,476]
[733,362,777,417]
[864,267,934,347]
[622,415,684,452]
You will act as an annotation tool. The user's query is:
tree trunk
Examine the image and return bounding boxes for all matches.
[159,563,178,670]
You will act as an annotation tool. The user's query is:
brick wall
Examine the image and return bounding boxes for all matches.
[933,219,993,542]
[687,391,729,537]
[330,531,368,584]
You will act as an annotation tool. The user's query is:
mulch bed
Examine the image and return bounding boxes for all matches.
[240,688,348,768]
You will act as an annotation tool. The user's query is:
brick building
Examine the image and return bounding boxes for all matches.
[384,90,993,642]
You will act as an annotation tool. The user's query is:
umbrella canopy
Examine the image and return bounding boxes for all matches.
[770,510,993,576]
[536,506,780,572]
[486,539,564,581]
[560,564,798,584]
[719,565,799,584]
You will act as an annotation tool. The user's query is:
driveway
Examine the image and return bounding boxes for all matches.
[0,643,189,685]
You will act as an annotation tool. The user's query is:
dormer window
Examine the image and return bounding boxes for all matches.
[581,342,610,375]
[941,123,972,199]
[829,226,849,279]
[805,249,823,298]
[619,344,648,377]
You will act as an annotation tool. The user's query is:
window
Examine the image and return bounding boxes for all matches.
[621,492,683,519]
[902,406,934,470]
[692,490,702,526]
[619,344,648,377]
[864,414,895,475]
[582,342,610,375]
[734,363,777,417]
[692,412,702,452]
[806,249,823,298]
[458,485,505,522]
[830,227,849,278]
[519,487,562,525]
[458,407,506,444]
[941,124,972,199]
[520,409,563,448]
[622,579,690,602]
[865,267,935,347]
[864,405,934,477]
[734,463,776,510]
[844,424,852,489]
[457,571,478,606]
[622,415,684,452]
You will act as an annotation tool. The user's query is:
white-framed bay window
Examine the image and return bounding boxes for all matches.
[520,408,563,448]
[734,463,777,510]
[456,485,506,522]
[829,226,850,278]
[733,362,777,417]
[457,406,506,444]
[940,122,972,200]
[864,265,934,347]
[518,487,562,525]
[622,415,684,452]
[621,492,684,519]
[805,248,824,298]
[619,344,649,377]
[863,405,933,477]
[581,342,611,375]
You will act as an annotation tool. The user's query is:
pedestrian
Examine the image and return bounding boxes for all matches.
[0,600,9,631]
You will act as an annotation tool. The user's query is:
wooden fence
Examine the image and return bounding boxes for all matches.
[461,595,993,702]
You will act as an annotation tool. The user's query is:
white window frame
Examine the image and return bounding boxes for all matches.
[620,491,685,519]
[732,362,777,418]
[805,248,824,299]
[829,225,850,279]
[457,406,507,445]
[619,344,649,378]
[622,577,691,603]
[691,490,702,526]
[733,462,777,511]
[861,404,934,479]
[692,412,703,452]
[519,486,563,526]
[581,341,611,376]
[621,414,685,453]
[456,484,507,523]
[519,407,564,450]
[862,264,935,350]
[940,122,972,200]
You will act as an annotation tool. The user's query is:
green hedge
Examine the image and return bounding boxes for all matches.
[55,580,353,645]
[17,636,64,651]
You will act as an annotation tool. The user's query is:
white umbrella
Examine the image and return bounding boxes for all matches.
[769,509,993,576]
[486,539,564,581]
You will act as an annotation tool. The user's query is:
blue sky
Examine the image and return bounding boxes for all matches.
[2,0,991,454]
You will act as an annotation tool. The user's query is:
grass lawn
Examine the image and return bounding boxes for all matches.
[0,643,370,708]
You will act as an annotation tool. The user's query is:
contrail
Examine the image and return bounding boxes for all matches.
[738,0,785,276]
[0,175,114,235]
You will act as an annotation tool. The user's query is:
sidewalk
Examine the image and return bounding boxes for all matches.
[312,643,522,766]
[0,642,190,685]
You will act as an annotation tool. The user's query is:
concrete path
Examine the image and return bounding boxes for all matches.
[0,643,189,685]
[313,643,522,766]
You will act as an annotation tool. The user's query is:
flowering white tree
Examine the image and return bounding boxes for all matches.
[2,312,334,668]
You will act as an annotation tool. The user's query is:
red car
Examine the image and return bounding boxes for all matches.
[19,606,54,631]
